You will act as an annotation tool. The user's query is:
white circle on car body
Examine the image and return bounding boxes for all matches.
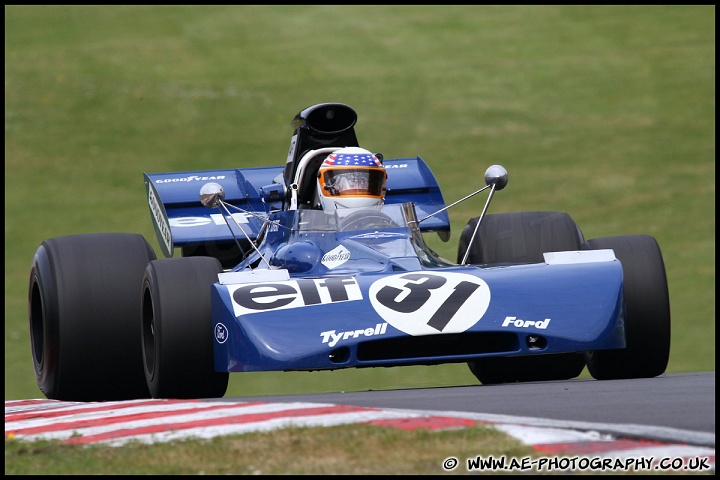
[215,323,229,344]
[369,271,490,336]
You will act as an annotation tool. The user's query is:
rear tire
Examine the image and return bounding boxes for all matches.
[582,235,670,379]
[28,233,156,401]
[460,212,586,385]
[458,211,584,265]
[142,257,229,399]
[468,354,585,385]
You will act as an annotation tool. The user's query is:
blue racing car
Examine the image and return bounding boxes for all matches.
[28,102,671,401]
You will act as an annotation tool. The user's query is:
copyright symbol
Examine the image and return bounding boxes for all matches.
[442,457,458,471]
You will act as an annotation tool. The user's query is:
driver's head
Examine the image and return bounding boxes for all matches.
[316,147,387,211]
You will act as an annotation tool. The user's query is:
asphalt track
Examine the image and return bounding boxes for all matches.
[232,371,715,446]
[5,372,715,473]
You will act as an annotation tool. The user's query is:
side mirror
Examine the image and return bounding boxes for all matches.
[485,165,508,191]
[200,182,225,208]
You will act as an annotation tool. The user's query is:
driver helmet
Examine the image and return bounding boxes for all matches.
[316,147,387,211]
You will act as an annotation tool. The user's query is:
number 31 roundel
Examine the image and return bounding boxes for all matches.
[368,272,490,336]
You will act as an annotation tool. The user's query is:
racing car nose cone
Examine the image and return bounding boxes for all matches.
[200,182,225,208]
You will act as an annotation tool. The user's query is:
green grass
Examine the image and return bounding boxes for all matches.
[5,425,708,475]
[4,5,715,473]
[5,425,711,475]
[5,424,537,475]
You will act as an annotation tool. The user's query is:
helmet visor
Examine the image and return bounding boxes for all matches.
[319,167,387,198]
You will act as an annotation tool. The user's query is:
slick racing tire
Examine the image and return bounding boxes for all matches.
[339,210,397,232]
[142,257,229,399]
[28,233,156,401]
[459,211,586,385]
[582,235,670,379]
[457,211,585,265]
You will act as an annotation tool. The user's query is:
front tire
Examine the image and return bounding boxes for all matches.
[142,257,229,399]
[582,235,670,379]
[28,233,156,401]
[460,212,587,385]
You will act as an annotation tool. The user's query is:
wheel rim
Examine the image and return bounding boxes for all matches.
[142,283,156,378]
[29,277,45,371]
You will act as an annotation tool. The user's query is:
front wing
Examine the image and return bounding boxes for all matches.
[211,259,626,372]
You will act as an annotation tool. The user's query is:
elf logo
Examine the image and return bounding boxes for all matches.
[228,276,362,317]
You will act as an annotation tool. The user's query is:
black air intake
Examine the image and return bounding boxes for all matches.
[283,103,360,186]
[356,332,519,362]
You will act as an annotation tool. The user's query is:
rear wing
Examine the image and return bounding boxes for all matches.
[144,156,450,258]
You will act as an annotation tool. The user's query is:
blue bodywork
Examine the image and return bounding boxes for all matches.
[144,165,625,373]
[205,203,625,372]
[143,102,627,375]
[144,157,450,258]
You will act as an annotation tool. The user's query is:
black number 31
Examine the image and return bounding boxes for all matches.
[375,273,481,331]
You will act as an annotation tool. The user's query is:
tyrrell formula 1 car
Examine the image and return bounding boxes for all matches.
[28,103,671,401]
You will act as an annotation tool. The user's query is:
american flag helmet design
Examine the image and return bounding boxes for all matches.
[322,151,382,167]
[316,147,387,211]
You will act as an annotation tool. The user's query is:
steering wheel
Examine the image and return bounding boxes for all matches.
[339,211,398,232]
